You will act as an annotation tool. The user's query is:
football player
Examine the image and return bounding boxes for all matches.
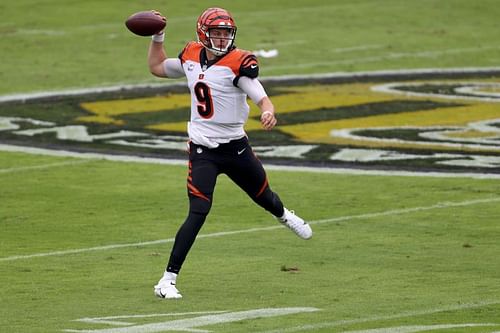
[147,7,313,299]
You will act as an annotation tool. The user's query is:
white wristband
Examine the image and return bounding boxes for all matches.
[152,33,165,43]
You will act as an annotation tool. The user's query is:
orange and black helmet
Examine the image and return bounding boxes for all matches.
[196,7,237,56]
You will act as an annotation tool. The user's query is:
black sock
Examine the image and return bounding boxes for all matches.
[166,211,207,274]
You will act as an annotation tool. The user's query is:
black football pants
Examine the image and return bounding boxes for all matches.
[166,137,284,274]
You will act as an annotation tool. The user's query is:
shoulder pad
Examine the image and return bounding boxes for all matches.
[179,42,203,63]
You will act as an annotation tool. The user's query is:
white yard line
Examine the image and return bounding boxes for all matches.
[265,46,500,71]
[1,144,500,179]
[257,300,500,333]
[254,42,383,52]
[1,196,499,262]
[75,311,230,327]
[255,40,308,47]
[3,67,500,103]
[64,308,320,333]
[332,45,385,53]
[0,160,91,174]
[343,323,498,333]
[309,197,500,225]
[0,82,185,103]
[0,144,186,166]
[8,5,336,37]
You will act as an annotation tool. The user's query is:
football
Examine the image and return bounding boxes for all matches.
[125,11,166,36]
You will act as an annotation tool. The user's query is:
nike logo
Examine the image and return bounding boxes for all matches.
[250,64,257,69]
[237,148,247,155]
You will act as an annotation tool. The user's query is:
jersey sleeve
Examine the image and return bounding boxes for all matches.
[237,76,267,104]
[162,58,185,78]
[239,54,259,79]
[178,42,201,64]
[232,53,259,86]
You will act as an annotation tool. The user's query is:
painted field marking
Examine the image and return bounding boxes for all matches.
[344,323,498,333]
[0,160,91,174]
[64,308,320,333]
[8,5,336,37]
[7,16,223,37]
[266,46,500,71]
[1,196,499,262]
[254,42,383,52]
[257,300,500,333]
[2,67,500,180]
[14,28,65,36]
[310,197,500,226]
[332,45,385,53]
[75,311,229,327]
[2,143,500,179]
[255,40,308,47]
[3,67,500,103]
[372,81,500,103]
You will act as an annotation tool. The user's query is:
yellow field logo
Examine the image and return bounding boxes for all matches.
[1,70,499,172]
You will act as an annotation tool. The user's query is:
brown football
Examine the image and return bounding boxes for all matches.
[125,11,166,36]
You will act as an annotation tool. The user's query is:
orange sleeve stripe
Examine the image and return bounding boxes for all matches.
[241,55,257,68]
[217,48,252,75]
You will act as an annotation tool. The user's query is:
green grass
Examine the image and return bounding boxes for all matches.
[1,151,499,332]
[2,0,500,94]
[1,0,500,332]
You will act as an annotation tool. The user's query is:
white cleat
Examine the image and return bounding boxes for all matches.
[154,272,182,299]
[278,208,313,240]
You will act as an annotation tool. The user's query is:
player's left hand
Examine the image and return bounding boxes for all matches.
[261,111,277,130]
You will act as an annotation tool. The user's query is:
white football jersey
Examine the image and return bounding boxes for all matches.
[179,42,259,148]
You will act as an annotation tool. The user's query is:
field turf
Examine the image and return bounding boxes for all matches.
[1,0,500,332]
[1,151,499,332]
[1,0,500,94]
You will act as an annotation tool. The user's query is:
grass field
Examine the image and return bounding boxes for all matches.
[2,0,500,94]
[1,151,499,332]
[1,0,500,332]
